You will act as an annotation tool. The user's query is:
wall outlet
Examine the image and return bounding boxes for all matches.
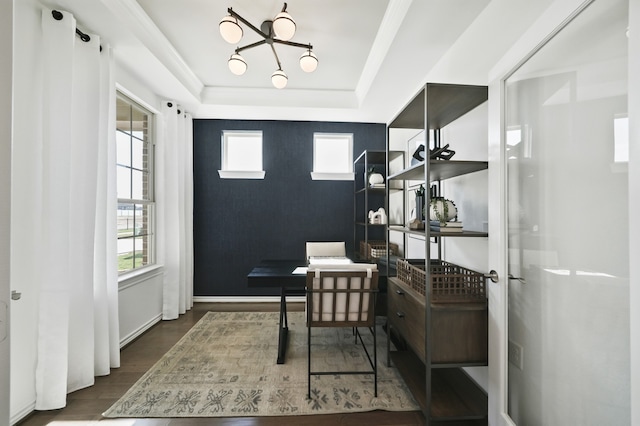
[508,340,524,370]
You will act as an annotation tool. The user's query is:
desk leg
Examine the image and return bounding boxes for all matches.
[277,286,288,364]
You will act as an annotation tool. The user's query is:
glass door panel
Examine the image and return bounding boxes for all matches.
[505,1,630,424]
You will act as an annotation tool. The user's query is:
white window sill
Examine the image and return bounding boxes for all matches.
[118,264,163,289]
[218,170,266,179]
[310,172,354,181]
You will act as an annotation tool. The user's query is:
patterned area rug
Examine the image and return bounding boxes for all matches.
[103,311,418,418]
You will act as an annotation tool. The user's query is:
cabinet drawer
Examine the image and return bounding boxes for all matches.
[431,304,488,364]
[388,278,488,365]
[388,279,426,362]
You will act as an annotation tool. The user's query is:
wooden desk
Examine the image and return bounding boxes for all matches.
[247,260,307,364]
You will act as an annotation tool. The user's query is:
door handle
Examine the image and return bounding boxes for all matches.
[508,274,526,284]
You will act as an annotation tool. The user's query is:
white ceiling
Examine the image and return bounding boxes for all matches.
[34,0,560,122]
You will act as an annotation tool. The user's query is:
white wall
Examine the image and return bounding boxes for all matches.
[118,268,164,347]
[388,127,423,256]
[441,103,490,390]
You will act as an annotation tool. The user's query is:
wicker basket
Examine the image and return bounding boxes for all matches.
[359,240,398,260]
[396,259,486,303]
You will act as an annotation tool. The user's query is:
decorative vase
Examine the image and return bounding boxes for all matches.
[415,195,425,221]
[368,173,384,186]
[429,198,457,223]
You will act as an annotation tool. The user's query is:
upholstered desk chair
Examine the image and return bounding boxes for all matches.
[305,263,379,399]
[305,241,346,262]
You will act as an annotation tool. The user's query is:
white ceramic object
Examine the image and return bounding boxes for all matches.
[368,173,384,186]
[429,199,457,222]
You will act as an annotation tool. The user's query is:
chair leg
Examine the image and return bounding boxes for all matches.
[307,323,311,399]
[373,322,378,397]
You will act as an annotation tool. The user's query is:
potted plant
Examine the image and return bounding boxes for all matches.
[429,197,457,224]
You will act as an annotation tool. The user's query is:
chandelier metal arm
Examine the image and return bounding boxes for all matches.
[269,44,283,70]
[227,7,269,39]
[273,39,313,50]
[235,39,268,54]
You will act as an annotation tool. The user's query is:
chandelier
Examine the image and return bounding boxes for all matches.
[219,3,318,89]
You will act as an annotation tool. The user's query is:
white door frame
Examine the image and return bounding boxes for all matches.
[0,0,12,425]
[628,0,640,424]
[486,0,605,424]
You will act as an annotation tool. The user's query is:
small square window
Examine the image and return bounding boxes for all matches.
[614,115,629,163]
[311,133,354,181]
[219,130,265,179]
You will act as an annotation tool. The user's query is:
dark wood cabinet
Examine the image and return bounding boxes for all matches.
[389,278,488,366]
[388,278,426,360]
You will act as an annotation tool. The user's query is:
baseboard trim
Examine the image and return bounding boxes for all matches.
[193,296,305,303]
[11,401,35,426]
[119,313,163,348]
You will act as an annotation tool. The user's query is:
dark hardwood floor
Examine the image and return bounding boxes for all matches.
[18,302,425,426]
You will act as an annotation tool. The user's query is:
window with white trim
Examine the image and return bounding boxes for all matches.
[218,130,265,179]
[116,93,155,274]
[614,115,629,163]
[311,133,354,180]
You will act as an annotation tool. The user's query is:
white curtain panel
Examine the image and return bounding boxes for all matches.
[93,45,121,376]
[158,103,194,320]
[183,112,194,308]
[181,111,195,309]
[35,9,119,409]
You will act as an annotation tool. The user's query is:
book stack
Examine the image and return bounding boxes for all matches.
[430,220,463,233]
[370,183,385,189]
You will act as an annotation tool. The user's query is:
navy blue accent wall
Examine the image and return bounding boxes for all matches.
[193,119,386,296]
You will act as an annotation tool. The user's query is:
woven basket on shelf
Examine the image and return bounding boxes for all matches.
[396,259,486,303]
[359,240,398,260]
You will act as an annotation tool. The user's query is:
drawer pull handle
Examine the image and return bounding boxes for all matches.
[396,311,405,318]
[395,290,405,295]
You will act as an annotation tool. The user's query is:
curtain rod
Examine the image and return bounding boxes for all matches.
[51,10,91,42]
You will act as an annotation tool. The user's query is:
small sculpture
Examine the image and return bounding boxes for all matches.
[368,207,387,224]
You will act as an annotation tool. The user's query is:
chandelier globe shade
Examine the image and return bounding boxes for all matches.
[272,11,296,41]
[228,53,247,75]
[271,69,288,89]
[220,4,313,87]
[219,15,243,44]
[299,49,318,73]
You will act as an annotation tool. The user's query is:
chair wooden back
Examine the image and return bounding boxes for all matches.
[305,265,378,328]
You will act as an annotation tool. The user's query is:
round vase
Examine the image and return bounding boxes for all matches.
[429,199,457,222]
[368,173,384,185]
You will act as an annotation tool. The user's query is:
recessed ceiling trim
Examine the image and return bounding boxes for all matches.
[355,0,413,105]
[98,0,204,100]
[202,86,358,109]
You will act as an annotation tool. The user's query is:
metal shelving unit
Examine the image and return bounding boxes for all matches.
[386,83,489,425]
